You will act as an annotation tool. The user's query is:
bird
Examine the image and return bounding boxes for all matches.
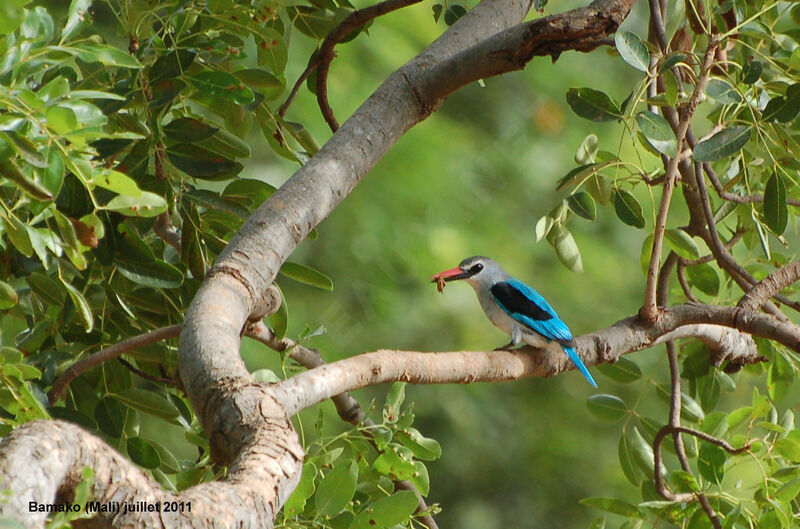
[431,256,597,388]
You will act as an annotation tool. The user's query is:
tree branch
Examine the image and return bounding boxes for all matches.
[273,303,779,417]
[738,260,800,312]
[245,322,440,529]
[641,37,718,322]
[47,324,183,405]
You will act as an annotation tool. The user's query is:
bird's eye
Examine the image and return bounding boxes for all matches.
[470,263,484,274]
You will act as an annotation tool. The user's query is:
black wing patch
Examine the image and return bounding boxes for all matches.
[490,282,553,321]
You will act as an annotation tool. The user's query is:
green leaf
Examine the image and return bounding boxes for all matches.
[636,111,677,157]
[112,389,180,421]
[574,134,598,164]
[279,262,333,291]
[0,0,27,35]
[693,127,751,162]
[596,357,642,383]
[384,381,406,421]
[197,128,252,159]
[64,43,143,68]
[670,470,701,493]
[60,277,93,332]
[555,161,615,192]
[46,106,79,137]
[534,215,554,242]
[48,407,98,432]
[114,231,184,288]
[776,436,800,462]
[697,443,725,484]
[188,71,255,105]
[410,461,430,496]
[775,478,800,502]
[62,0,90,40]
[763,173,788,235]
[546,224,583,273]
[315,460,358,516]
[615,32,650,72]
[90,169,141,197]
[396,427,442,461]
[580,497,642,519]
[373,450,417,480]
[126,437,161,469]
[629,426,662,478]
[286,6,339,38]
[167,144,242,180]
[103,192,167,218]
[351,491,419,529]
[686,264,720,296]
[613,189,646,229]
[566,88,621,122]
[284,463,317,516]
[741,60,762,84]
[269,286,288,340]
[444,4,467,26]
[163,118,218,142]
[0,280,18,310]
[763,84,800,123]
[0,158,53,201]
[0,131,47,168]
[95,396,125,437]
[567,192,597,220]
[619,429,645,486]
[706,78,741,104]
[665,229,700,259]
[587,394,627,421]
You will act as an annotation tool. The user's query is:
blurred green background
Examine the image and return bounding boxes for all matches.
[227,2,771,527]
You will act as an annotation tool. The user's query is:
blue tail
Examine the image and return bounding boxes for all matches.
[561,345,598,388]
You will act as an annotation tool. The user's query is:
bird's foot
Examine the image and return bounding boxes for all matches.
[494,341,516,351]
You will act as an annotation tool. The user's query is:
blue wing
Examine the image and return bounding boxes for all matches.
[489,279,572,342]
[491,279,597,388]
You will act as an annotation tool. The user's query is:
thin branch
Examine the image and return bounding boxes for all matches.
[117,357,176,387]
[278,0,423,125]
[704,162,800,206]
[641,38,718,322]
[739,260,800,312]
[692,156,796,320]
[676,260,699,302]
[48,324,183,404]
[155,212,182,252]
[245,322,439,529]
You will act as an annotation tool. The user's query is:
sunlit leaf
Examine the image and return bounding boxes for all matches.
[636,111,677,157]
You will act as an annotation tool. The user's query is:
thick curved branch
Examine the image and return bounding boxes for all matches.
[274,303,780,416]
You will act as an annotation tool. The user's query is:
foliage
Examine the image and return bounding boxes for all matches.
[1,0,800,528]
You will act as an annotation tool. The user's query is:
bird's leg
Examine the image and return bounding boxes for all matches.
[494,326,521,351]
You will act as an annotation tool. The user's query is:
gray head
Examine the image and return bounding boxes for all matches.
[432,256,509,290]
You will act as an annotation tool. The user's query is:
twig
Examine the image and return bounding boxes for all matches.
[641,38,719,322]
[692,156,797,320]
[245,322,439,529]
[278,0,423,126]
[48,324,183,404]
[739,261,800,312]
[154,213,181,252]
[117,357,176,387]
[676,261,699,302]
[704,162,800,207]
